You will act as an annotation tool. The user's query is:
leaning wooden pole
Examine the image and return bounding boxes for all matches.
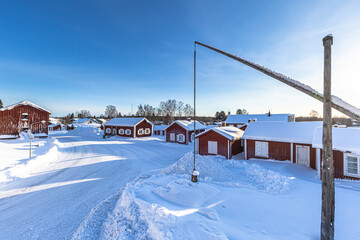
[195,41,360,121]
[321,34,335,240]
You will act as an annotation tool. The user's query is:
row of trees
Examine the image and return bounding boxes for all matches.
[214,108,249,121]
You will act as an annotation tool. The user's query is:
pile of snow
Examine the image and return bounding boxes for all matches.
[99,153,293,240]
[0,137,59,183]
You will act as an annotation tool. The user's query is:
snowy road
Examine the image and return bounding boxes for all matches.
[0,127,191,240]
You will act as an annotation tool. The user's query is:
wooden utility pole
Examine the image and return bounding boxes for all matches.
[321,34,334,240]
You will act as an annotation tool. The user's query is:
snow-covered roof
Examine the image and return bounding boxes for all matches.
[312,127,360,154]
[0,100,50,113]
[242,121,322,144]
[166,120,207,131]
[197,126,244,141]
[153,125,168,131]
[104,117,152,127]
[226,114,294,124]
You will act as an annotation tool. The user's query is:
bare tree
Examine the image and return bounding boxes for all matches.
[105,105,118,118]
[177,101,184,116]
[183,104,194,117]
[309,110,320,118]
[160,99,177,121]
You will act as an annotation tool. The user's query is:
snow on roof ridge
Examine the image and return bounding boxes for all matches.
[104,117,152,127]
[196,126,244,140]
[0,100,51,113]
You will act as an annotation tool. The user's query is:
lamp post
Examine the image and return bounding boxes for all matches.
[191,42,199,183]
[29,120,46,159]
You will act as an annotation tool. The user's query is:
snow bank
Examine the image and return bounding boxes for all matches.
[0,137,60,183]
[100,153,292,239]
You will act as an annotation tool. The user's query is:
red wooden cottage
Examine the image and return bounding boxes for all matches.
[104,117,153,138]
[196,126,244,159]
[242,121,322,170]
[153,125,168,136]
[165,120,206,144]
[312,127,360,180]
[0,100,50,139]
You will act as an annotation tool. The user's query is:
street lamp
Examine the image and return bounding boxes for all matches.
[29,120,46,159]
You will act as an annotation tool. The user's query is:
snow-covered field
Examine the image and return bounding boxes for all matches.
[1,124,360,239]
[0,125,191,239]
[94,154,360,240]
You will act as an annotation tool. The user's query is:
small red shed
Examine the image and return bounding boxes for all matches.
[165,120,206,144]
[196,126,244,159]
[104,117,153,138]
[0,100,50,138]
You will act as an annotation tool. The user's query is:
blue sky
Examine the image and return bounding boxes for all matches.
[1,0,360,117]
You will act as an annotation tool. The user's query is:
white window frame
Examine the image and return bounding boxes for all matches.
[106,128,111,134]
[138,128,144,135]
[145,128,150,134]
[125,129,131,135]
[177,134,185,143]
[21,113,29,121]
[344,153,360,178]
[255,141,269,158]
[119,129,125,135]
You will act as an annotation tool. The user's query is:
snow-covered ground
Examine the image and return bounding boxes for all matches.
[1,124,360,239]
[0,125,191,239]
[95,154,360,240]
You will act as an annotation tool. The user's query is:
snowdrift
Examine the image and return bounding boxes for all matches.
[99,153,293,240]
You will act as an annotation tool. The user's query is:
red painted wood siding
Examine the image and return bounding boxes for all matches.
[246,140,291,161]
[320,149,356,180]
[166,123,188,144]
[135,120,152,137]
[0,105,49,136]
[104,126,134,137]
[198,130,230,158]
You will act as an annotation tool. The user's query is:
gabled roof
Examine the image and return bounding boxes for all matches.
[153,125,169,131]
[242,121,322,144]
[165,120,207,131]
[226,114,294,124]
[197,126,244,141]
[312,127,360,154]
[104,117,152,127]
[0,100,51,113]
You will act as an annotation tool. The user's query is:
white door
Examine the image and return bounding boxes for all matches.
[255,141,269,158]
[208,141,218,155]
[296,145,310,166]
[170,133,175,141]
[112,128,116,135]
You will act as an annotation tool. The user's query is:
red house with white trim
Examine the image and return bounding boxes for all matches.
[165,120,206,144]
[196,126,244,159]
[0,100,50,139]
[104,117,153,138]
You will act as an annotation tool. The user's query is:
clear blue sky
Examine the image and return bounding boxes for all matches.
[1,0,360,117]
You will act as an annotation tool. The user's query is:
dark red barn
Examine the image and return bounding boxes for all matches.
[196,126,244,159]
[0,100,50,138]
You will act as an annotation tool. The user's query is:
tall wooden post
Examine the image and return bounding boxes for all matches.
[321,34,334,240]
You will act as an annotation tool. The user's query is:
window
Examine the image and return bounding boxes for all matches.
[241,139,244,147]
[145,128,150,134]
[138,128,144,135]
[344,154,360,177]
[119,129,124,135]
[106,128,111,134]
[125,129,131,135]
[255,141,269,158]
[177,134,185,143]
[21,113,28,121]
